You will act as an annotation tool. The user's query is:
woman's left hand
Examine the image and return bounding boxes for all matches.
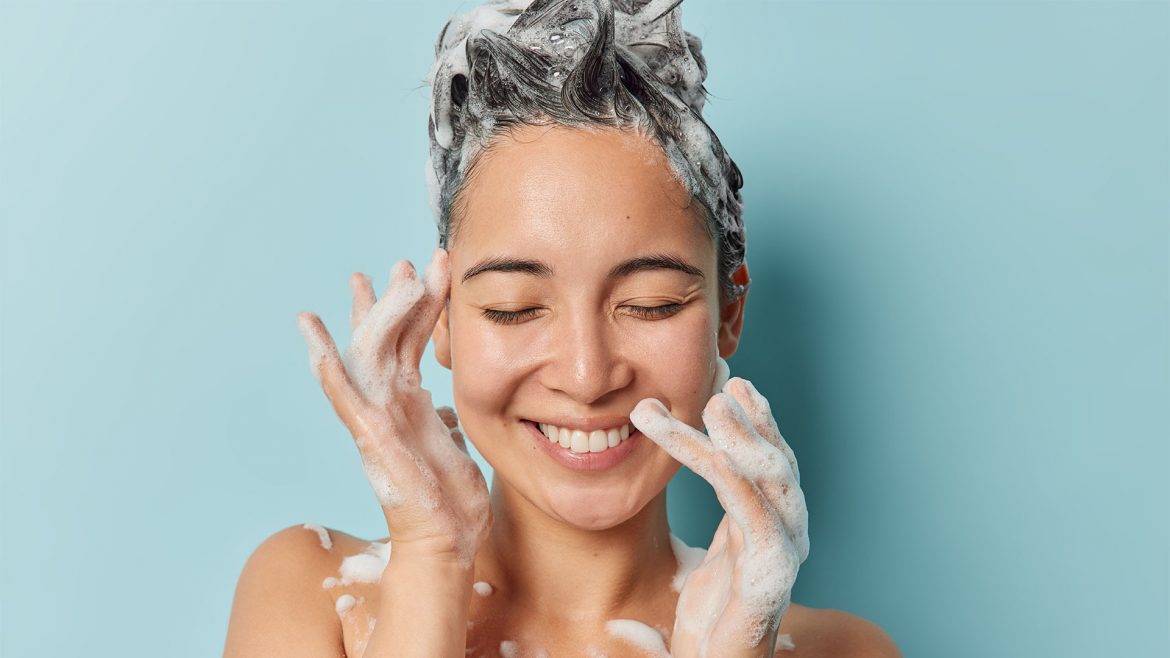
[630,376,810,658]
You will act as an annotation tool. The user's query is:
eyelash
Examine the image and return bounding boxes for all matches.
[482,304,684,325]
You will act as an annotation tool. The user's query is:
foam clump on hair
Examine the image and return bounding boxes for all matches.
[424,0,748,300]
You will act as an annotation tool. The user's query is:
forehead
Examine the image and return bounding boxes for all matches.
[453,124,713,261]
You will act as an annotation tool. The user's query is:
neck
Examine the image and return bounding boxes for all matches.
[474,477,680,625]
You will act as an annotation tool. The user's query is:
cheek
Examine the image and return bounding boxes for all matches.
[628,308,718,423]
[447,308,546,415]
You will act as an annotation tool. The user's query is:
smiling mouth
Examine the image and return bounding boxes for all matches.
[522,419,636,454]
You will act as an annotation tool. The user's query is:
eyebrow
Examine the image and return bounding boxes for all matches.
[461,252,704,283]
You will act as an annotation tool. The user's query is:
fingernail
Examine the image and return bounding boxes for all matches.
[295,313,313,335]
[637,399,668,417]
[744,378,759,394]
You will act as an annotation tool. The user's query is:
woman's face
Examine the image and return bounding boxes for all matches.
[433,123,746,530]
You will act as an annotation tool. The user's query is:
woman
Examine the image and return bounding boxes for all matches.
[224,0,901,656]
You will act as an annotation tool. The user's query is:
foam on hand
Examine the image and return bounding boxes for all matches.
[696,389,806,648]
[301,250,460,515]
[628,341,807,652]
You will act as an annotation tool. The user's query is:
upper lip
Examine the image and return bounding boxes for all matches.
[524,415,633,432]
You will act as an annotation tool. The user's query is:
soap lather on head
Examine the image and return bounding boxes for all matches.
[424,0,749,303]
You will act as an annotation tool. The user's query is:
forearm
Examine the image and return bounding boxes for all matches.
[363,555,474,657]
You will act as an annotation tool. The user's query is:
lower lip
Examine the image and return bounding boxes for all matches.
[523,420,643,472]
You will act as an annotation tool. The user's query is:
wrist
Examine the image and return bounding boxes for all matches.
[377,551,474,612]
[387,539,479,573]
[369,547,476,657]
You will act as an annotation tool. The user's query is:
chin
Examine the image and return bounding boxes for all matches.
[548,498,643,531]
[538,480,654,531]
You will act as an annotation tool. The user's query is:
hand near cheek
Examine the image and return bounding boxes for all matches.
[296,248,491,566]
[630,375,809,658]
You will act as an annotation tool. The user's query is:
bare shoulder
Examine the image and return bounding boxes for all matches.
[781,603,902,658]
[223,523,347,657]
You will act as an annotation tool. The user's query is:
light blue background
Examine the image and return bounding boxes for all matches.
[1,1,1166,656]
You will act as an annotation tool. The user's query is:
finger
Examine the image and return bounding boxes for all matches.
[448,427,468,453]
[630,398,775,537]
[629,398,716,480]
[707,514,730,556]
[397,247,451,368]
[704,391,797,490]
[353,259,426,360]
[720,380,808,560]
[715,532,799,650]
[701,393,762,461]
[695,394,803,560]
[725,377,800,485]
[350,272,376,332]
[297,312,363,433]
[756,473,808,564]
[300,312,438,509]
[436,405,459,430]
[434,405,469,453]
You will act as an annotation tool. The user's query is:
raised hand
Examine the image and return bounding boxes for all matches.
[296,248,491,566]
[630,375,809,658]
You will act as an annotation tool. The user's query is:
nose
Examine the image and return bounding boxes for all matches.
[543,309,633,405]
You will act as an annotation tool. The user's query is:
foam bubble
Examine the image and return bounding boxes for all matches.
[335,594,357,615]
[604,619,670,657]
[302,522,333,551]
[334,540,392,586]
[669,533,707,592]
[713,355,730,395]
[360,616,377,652]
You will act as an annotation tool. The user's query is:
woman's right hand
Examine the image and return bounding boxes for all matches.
[295,247,491,567]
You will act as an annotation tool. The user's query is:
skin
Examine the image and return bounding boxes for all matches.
[226,122,901,658]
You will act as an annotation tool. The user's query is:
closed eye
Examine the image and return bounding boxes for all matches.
[481,304,685,325]
[481,307,542,325]
[624,303,684,319]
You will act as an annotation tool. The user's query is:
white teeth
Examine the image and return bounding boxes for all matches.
[538,421,633,454]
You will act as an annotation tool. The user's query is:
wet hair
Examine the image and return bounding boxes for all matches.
[425,0,748,301]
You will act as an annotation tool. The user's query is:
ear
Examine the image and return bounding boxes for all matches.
[432,301,452,370]
[717,261,750,359]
